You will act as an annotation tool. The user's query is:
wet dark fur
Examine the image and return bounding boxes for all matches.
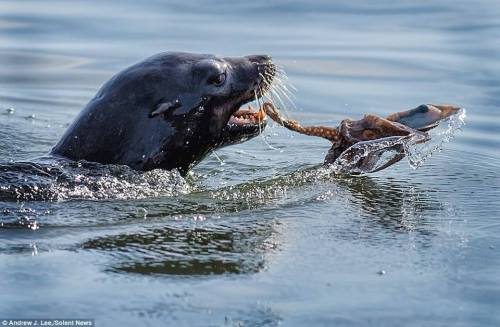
[52,52,274,175]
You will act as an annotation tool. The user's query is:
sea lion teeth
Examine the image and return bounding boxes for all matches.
[51,52,275,175]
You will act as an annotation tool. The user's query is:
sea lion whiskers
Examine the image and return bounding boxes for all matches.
[51,52,276,174]
[259,65,290,114]
[259,72,287,129]
[251,81,280,150]
[271,69,296,102]
[254,89,268,138]
[272,65,296,97]
[273,82,296,114]
[268,68,296,117]
[270,85,287,111]
[276,70,297,112]
[262,73,296,131]
[256,83,267,127]
[258,64,297,128]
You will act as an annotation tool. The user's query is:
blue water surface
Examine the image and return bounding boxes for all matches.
[0,1,499,326]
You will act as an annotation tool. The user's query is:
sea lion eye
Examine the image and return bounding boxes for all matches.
[208,73,226,86]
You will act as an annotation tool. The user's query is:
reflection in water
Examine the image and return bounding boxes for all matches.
[1,158,446,277]
[210,165,443,231]
[122,300,283,327]
[1,0,499,323]
[73,167,443,276]
[81,219,280,276]
[336,175,441,233]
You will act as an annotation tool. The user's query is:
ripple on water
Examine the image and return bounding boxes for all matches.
[80,218,281,276]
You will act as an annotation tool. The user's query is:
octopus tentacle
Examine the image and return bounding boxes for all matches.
[262,102,339,142]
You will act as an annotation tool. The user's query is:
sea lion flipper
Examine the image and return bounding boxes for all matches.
[149,99,182,118]
[385,104,460,131]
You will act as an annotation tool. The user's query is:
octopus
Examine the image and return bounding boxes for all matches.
[260,102,461,172]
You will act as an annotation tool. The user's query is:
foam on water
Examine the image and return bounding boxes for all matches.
[0,159,190,201]
[1,0,499,323]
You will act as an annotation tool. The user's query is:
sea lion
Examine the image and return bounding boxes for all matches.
[51,52,274,175]
[263,102,461,172]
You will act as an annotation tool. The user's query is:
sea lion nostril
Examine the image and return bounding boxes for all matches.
[52,51,273,175]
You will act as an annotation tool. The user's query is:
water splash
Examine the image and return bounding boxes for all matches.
[330,109,466,174]
[405,108,466,169]
[0,110,466,202]
[0,158,190,201]
[329,135,420,174]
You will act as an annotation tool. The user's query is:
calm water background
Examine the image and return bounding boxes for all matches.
[1,0,499,326]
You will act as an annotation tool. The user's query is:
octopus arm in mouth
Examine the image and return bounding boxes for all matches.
[50,52,276,174]
[228,105,266,126]
[262,102,461,172]
[216,105,267,147]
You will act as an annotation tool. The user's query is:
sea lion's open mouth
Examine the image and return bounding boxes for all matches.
[219,54,274,145]
[211,54,275,148]
[217,103,268,147]
[223,54,274,131]
[228,105,266,128]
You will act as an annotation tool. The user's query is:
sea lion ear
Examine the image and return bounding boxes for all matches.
[149,99,182,118]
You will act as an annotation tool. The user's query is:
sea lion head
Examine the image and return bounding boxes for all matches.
[51,52,275,174]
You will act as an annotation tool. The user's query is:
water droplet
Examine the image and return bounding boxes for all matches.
[31,243,38,256]
[137,207,148,218]
[193,215,206,221]
[405,108,466,169]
